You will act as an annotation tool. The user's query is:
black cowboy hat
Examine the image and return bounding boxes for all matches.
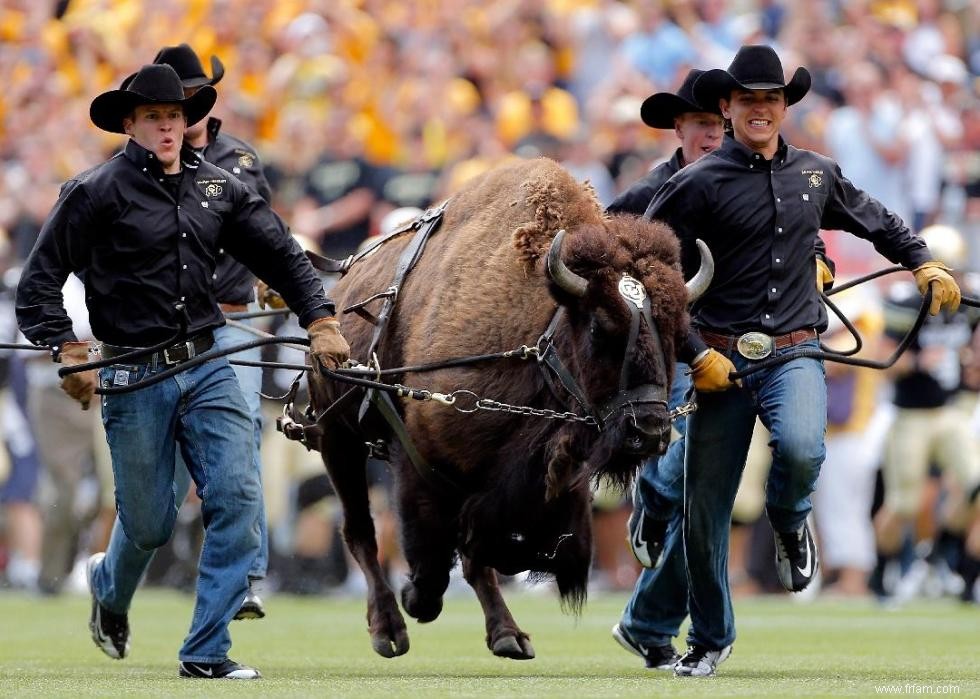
[693,44,811,110]
[640,69,720,129]
[90,63,217,134]
[153,43,224,87]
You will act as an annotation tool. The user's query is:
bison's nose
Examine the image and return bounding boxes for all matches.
[624,420,670,455]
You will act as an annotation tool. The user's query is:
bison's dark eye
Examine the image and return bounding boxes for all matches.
[590,308,622,345]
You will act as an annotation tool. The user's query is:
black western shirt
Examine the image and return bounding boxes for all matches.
[201,118,274,305]
[644,136,930,355]
[16,139,334,349]
[607,149,684,216]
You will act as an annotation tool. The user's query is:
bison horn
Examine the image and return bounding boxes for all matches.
[546,229,588,297]
[685,239,714,304]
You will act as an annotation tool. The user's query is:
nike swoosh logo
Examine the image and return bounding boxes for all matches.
[796,534,813,577]
[189,663,213,677]
[632,512,647,550]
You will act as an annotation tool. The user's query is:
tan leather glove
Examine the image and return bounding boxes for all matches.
[690,348,738,393]
[816,258,834,292]
[58,341,97,410]
[256,280,287,310]
[308,317,350,373]
[913,261,961,315]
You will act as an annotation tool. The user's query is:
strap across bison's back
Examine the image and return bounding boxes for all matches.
[293,202,500,489]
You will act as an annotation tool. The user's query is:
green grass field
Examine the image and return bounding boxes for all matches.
[0,588,976,697]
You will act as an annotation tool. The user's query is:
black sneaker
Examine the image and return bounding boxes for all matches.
[774,521,819,592]
[87,552,130,660]
[233,583,266,621]
[674,644,732,677]
[626,490,669,569]
[611,623,679,670]
[179,659,262,679]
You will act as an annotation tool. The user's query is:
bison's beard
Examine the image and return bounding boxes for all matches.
[458,477,592,614]
[587,413,664,492]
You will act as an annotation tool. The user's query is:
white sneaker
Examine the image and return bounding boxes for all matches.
[674,644,733,677]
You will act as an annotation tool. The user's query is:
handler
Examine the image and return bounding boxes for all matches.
[609,68,834,672]
[608,68,723,671]
[103,43,276,623]
[644,45,960,677]
[15,63,349,680]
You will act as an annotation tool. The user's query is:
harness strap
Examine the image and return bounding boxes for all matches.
[536,308,597,422]
[356,202,446,362]
[369,388,461,493]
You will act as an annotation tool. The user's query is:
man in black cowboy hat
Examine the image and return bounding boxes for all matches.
[643,44,960,677]
[16,62,350,680]
[109,43,274,625]
[610,69,836,673]
[606,69,722,672]
[607,69,723,218]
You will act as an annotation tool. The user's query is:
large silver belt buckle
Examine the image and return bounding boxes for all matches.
[736,332,773,360]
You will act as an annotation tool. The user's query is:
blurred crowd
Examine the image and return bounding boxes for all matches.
[1,0,980,604]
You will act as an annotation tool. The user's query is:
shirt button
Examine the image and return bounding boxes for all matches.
[218,248,224,254]
[749,164,754,169]
[142,168,147,172]
[182,233,187,238]
[777,227,783,233]
[765,314,771,319]
[776,198,781,203]
[182,264,188,270]
[771,288,777,293]
[180,296,186,301]
[212,273,218,279]
[776,258,781,263]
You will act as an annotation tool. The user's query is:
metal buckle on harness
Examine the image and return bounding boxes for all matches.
[163,340,196,365]
[736,332,773,360]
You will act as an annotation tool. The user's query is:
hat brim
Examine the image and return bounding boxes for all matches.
[90,85,217,134]
[640,93,707,129]
[693,66,811,111]
[180,56,225,88]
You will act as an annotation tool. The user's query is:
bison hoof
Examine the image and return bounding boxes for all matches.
[371,631,410,658]
[491,634,535,660]
[401,583,444,623]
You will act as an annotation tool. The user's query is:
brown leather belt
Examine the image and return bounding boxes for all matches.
[100,332,215,366]
[219,303,248,313]
[699,328,817,355]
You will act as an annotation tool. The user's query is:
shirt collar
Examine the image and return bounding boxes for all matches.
[717,134,788,166]
[669,148,686,171]
[206,116,223,144]
[122,139,202,173]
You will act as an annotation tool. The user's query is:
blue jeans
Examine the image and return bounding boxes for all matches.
[104,320,268,586]
[684,340,825,650]
[621,363,691,646]
[91,354,262,663]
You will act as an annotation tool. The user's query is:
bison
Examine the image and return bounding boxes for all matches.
[307,157,710,660]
